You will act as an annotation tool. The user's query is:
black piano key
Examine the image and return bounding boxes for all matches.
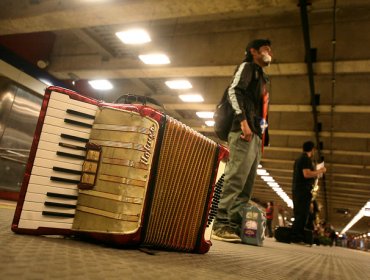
[42,211,75,218]
[50,176,80,185]
[64,118,93,128]
[59,142,86,151]
[44,201,77,209]
[56,151,85,160]
[53,166,82,175]
[61,133,89,143]
[66,109,95,120]
[46,192,78,200]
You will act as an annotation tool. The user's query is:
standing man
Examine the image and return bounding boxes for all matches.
[291,141,326,243]
[212,39,272,242]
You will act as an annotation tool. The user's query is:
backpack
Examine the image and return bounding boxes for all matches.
[214,62,254,142]
[213,89,234,141]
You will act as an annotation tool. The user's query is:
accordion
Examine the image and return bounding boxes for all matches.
[12,86,228,253]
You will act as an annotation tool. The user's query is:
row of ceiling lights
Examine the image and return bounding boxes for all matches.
[257,165,293,208]
[88,28,215,127]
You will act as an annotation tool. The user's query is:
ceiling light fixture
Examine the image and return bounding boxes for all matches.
[257,169,269,176]
[40,79,53,87]
[139,53,170,65]
[165,80,192,90]
[116,28,151,44]
[88,79,113,90]
[179,94,204,102]
[261,176,275,182]
[267,182,279,187]
[205,120,215,127]
[196,111,214,119]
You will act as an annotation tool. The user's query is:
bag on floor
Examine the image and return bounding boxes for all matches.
[274,226,292,243]
[240,204,266,246]
[274,227,313,245]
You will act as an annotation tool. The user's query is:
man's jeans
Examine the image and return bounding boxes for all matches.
[214,130,262,234]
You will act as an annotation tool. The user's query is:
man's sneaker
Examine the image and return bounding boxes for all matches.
[212,227,241,243]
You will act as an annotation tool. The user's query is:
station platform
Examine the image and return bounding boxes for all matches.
[1,201,369,280]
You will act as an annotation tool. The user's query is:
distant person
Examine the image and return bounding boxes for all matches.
[212,39,273,242]
[265,201,274,237]
[324,223,337,247]
[291,141,326,243]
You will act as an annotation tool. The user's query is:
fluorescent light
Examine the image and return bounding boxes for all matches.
[205,120,215,127]
[139,53,170,65]
[40,79,53,87]
[196,111,214,119]
[267,182,280,187]
[257,169,269,176]
[261,176,275,182]
[116,29,151,44]
[340,200,370,234]
[88,79,113,90]
[365,200,370,216]
[256,167,293,208]
[165,80,192,90]
[179,94,204,102]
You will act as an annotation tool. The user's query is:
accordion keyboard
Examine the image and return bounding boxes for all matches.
[18,92,98,229]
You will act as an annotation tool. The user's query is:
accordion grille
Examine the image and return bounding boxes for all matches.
[143,117,217,251]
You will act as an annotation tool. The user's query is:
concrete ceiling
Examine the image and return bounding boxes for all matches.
[1,0,369,235]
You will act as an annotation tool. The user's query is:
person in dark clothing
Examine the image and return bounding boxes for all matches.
[306,199,319,231]
[266,201,274,237]
[291,141,326,243]
[212,39,272,242]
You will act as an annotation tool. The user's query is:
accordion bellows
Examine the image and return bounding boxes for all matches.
[12,86,228,253]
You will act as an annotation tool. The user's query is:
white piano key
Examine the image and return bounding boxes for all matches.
[31,166,81,182]
[25,191,77,206]
[20,211,74,226]
[50,91,98,112]
[33,149,84,167]
[48,98,97,117]
[40,132,86,149]
[37,140,86,157]
[27,183,78,196]
[22,201,76,214]
[43,115,92,135]
[33,157,83,173]
[29,175,78,190]
[18,218,73,229]
[45,107,95,126]
[41,124,90,141]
